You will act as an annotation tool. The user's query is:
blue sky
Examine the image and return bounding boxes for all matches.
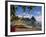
[15,5,42,17]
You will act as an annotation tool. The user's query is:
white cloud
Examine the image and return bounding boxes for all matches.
[23,13,32,18]
[16,13,32,18]
[34,16,42,22]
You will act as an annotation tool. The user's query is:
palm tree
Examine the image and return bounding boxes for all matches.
[10,5,18,22]
[11,5,35,16]
[22,6,35,13]
[22,6,35,18]
[11,5,18,16]
[29,6,35,13]
[22,6,26,12]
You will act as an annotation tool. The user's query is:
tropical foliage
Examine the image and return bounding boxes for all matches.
[22,6,26,12]
[11,5,35,16]
[11,5,18,16]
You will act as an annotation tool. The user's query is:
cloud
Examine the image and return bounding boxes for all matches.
[34,16,42,22]
[16,13,32,18]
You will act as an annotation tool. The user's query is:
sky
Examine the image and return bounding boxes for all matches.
[15,5,42,21]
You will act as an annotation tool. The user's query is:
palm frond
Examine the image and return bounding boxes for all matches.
[22,6,26,12]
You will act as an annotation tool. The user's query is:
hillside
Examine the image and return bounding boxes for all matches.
[11,16,42,32]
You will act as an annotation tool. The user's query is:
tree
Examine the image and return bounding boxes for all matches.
[31,16,36,26]
[22,6,35,13]
[31,16,36,21]
[30,6,35,11]
[11,5,18,16]
[22,6,26,12]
